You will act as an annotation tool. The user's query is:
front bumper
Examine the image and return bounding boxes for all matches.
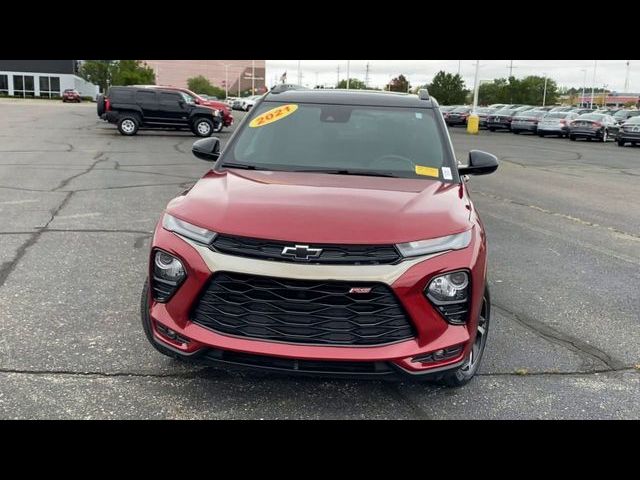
[511,122,538,132]
[146,223,487,377]
[570,128,603,138]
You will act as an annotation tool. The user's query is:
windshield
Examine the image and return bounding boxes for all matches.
[224,102,452,181]
[495,109,515,115]
[578,114,605,121]
[626,117,640,124]
[544,113,568,119]
[451,107,470,113]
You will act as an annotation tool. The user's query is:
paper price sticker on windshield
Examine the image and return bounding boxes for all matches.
[415,165,440,178]
[249,104,298,128]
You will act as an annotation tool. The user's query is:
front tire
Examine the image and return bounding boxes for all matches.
[617,139,625,147]
[489,127,496,132]
[140,280,180,359]
[117,115,139,136]
[440,288,491,388]
[193,117,214,137]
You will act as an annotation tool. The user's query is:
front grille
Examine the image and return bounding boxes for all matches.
[211,234,401,265]
[191,272,415,346]
[202,349,394,375]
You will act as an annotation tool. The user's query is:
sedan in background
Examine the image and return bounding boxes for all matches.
[510,110,547,134]
[616,116,640,147]
[476,107,498,128]
[549,106,575,113]
[537,111,578,137]
[572,108,595,115]
[569,113,620,142]
[487,108,518,131]
[445,106,472,126]
[613,109,640,125]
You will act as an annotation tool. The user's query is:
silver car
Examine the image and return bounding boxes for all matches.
[537,112,579,138]
[510,110,547,134]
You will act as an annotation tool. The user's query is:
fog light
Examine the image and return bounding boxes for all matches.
[425,270,470,325]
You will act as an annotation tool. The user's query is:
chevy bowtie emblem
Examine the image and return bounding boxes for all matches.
[281,244,323,261]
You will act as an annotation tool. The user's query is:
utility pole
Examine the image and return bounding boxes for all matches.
[624,61,630,93]
[542,74,548,106]
[590,60,597,109]
[346,61,350,89]
[458,60,461,75]
[251,60,255,95]
[365,62,370,88]
[509,60,513,77]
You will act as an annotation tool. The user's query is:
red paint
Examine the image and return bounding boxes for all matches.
[146,170,488,375]
[166,170,473,244]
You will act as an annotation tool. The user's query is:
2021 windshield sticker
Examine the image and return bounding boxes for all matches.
[249,104,299,128]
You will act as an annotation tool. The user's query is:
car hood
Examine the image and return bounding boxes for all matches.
[166,170,472,244]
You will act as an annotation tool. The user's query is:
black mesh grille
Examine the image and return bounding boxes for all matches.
[211,234,401,265]
[191,272,415,346]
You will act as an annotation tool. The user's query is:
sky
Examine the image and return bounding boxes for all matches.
[265,60,639,93]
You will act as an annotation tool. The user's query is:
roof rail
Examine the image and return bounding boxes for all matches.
[418,88,430,100]
[270,84,310,94]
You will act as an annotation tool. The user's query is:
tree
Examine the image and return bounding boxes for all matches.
[187,75,226,98]
[478,76,559,106]
[387,74,410,92]
[336,78,367,89]
[111,60,155,86]
[78,60,114,94]
[426,71,468,105]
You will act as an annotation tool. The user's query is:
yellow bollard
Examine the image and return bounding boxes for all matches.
[467,114,479,134]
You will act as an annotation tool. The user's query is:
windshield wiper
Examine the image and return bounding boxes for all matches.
[219,162,263,170]
[295,169,397,178]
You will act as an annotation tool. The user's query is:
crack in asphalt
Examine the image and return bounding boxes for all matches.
[0,366,635,381]
[52,152,106,191]
[492,303,624,370]
[475,190,640,241]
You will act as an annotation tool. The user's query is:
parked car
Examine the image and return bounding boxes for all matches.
[137,85,233,132]
[62,89,81,103]
[535,106,554,111]
[510,110,547,134]
[476,107,498,128]
[568,113,619,142]
[487,108,517,131]
[97,86,222,137]
[537,111,578,137]
[616,116,640,146]
[445,106,472,126]
[549,106,575,113]
[141,87,499,386]
[488,104,509,109]
[240,95,262,111]
[571,108,595,115]
[613,109,640,125]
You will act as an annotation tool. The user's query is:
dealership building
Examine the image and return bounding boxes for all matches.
[142,60,266,95]
[0,60,99,99]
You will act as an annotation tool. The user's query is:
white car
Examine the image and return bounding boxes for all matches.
[241,95,262,111]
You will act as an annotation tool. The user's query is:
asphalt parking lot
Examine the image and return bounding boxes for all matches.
[1,99,638,419]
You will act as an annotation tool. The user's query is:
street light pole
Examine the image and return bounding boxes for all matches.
[590,60,597,109]
[542,74,548,107]
[251,60,255,95]
[346,61,350,89]
[472,60,480,114]
[580,69,587,107]
[224,64,229,99]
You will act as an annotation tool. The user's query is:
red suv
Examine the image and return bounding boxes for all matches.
[62,89,81,103]
[141,87,499,386]
[141,85,234,132]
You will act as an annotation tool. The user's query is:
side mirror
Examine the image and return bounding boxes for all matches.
[458,150,499,176]
[192,137,221,161]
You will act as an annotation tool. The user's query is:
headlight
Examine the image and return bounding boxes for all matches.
[396,230,472,258]
[151,250,186,302]
[425,271,470,325]
[427,271,469,303]
[162,213,217,244]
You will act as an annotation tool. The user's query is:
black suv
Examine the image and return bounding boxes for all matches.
[97,86,221,137]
